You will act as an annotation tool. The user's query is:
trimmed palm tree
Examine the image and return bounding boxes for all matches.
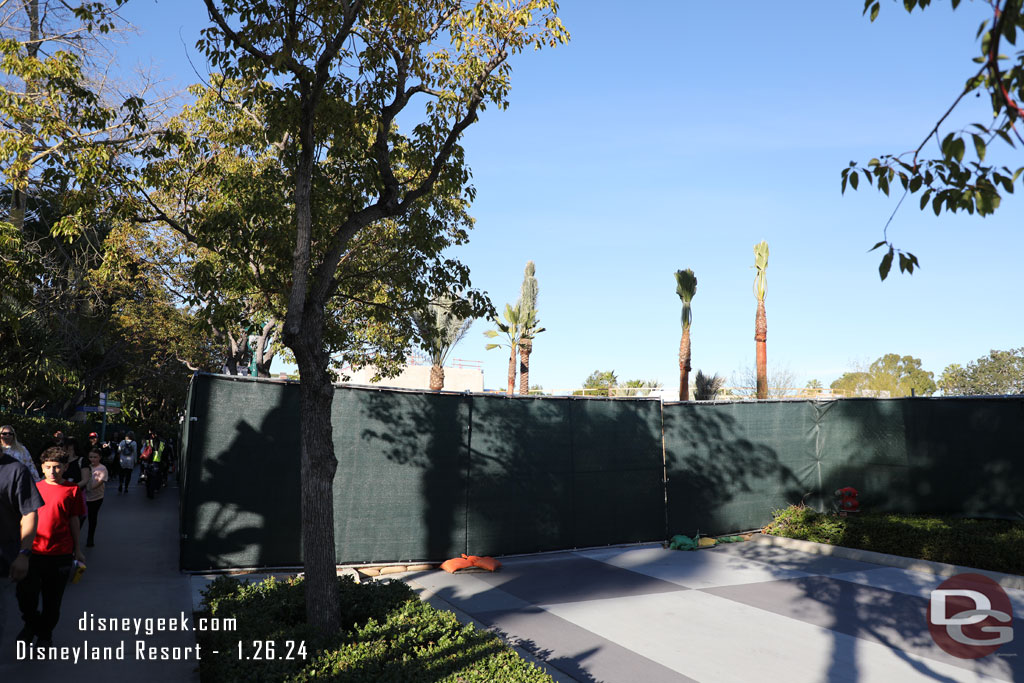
[753,241,769,399]
[517,261,545,395]
[694,370,725,400]
[414,294,474,391]
[674,269,697,401]
[484,303,523,396]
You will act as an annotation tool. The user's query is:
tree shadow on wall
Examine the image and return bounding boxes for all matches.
[182,380,301,571]
[353,388,472,562]
[664,402,807,537]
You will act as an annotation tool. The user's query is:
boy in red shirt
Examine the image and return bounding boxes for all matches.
[15,447,86,647]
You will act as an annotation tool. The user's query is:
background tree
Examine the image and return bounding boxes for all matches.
[620,378,662,397]
[806,379,823,390]
[831,353,936,397]
[939,348,1024,395]
[190,0,568,633]
[734,364,796,399]
[414,293,474,391]
[830,371,872,397]
[846,1,1024,278]
[516,260,544,395]
[674,269,697,401]
[574,369,618,397]
[753,241,769,399]
[694,370,725,401]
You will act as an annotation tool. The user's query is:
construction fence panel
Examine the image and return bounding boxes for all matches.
[333,387,471,563]
[180,375,302,570]
[663,401,818,537]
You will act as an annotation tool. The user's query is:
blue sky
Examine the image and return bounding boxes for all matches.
[118,1,1024,393]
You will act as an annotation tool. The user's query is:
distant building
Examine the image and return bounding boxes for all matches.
[341,358,484,393]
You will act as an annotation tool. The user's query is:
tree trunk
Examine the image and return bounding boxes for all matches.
[755,299,767,399]
[518,338,532,395]
[506,343,517,396]
[10,0,41,234]
[288,314,340,635]
[678,329,691,401]
[429,364,444,391]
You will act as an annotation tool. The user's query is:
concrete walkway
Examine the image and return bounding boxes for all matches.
[5,475,1021,683]
[403,539,1023,683]
[0,474,200,682]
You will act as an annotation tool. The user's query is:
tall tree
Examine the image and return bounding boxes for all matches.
[191,0,568,633]
[516,260,544,395]
[753,241,769,399]
[484,302,524,396]
[674,269,697,401]
[939,348,1024,395]
[845,1,1024,279]
[414,293,474,391]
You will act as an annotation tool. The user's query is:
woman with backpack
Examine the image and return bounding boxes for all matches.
[116,431,138,493]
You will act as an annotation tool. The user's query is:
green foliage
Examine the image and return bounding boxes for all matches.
[694,370,725,400]
[673,269,697,331]
[764,504,1024,575]
[413,293,475,368]
[196,575,553,683]
[830,353,935,397]
[805,379,823,390]
[574,369,618,397]
[0,411,92,458]
[849,0,1024,278]
[753,241,769,302]
[939,347,1024,395]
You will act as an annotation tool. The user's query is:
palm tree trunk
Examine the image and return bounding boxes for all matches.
[518,339,532,395]
[429,364,444,391]
[755,300,767,399]
[506,343,517,396]
[678,329,691,401]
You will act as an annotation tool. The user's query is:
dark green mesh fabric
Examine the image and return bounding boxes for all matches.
[181,374,1024,570]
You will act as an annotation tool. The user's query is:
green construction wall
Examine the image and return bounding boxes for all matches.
[180,374,1024,570]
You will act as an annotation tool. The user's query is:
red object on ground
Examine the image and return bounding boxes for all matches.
[835,486,860,514]
[440,554,502,573]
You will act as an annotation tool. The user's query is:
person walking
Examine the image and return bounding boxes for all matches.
[116,432,138,493]
[0,425,39,483]
[0,448,43,658]
[15,448,86,648]
[78,449,107,548]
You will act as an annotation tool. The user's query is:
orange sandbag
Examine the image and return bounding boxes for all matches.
[440,557,474,573]
[470,555,501,572]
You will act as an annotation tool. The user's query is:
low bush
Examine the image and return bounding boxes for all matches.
[196,574,553,683]
[763,505,1024,575]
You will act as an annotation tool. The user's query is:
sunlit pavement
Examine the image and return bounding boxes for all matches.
[403,538,1023,683]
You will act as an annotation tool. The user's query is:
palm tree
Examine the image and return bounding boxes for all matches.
[516,261,545,395]
[753,241,769,399]
[674,269,697,401]
[694,370,725,400]
[413,294,474,391]
[484,303,523,396]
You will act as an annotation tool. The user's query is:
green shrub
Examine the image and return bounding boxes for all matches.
[763,505,1024,575]
[196,575,553,683]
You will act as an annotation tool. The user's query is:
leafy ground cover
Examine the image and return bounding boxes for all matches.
[196,574,553,683]
[762,505,1024,576]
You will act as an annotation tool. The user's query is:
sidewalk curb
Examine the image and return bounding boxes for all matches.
[404,577,580,683]
[752,533,1024,590]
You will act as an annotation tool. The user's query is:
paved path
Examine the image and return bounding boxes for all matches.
[404,540,1023,683]
[0,474,200,682]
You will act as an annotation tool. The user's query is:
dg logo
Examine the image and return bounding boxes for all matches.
[928,573,1014,659]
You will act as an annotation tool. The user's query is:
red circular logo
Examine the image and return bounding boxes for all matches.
[928,573,1014,659]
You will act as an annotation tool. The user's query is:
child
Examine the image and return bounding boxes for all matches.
[78,448,107,547]
[15,447,86,647]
